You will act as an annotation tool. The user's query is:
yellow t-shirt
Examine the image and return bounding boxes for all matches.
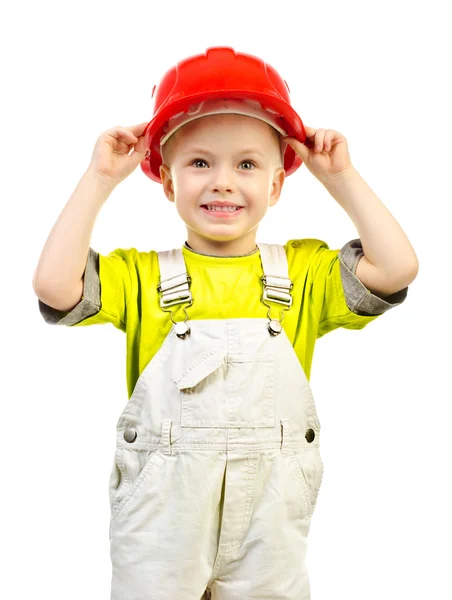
[38,238,408,399]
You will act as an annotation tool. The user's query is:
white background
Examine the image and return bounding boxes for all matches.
[3,0,451,598]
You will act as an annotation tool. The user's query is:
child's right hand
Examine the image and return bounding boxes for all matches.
[87,123,149,186]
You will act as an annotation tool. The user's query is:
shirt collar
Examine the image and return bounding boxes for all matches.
[184,241,259,258]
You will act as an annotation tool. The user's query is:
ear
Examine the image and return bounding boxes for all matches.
[269,167,285,207]
[159,164,175,203]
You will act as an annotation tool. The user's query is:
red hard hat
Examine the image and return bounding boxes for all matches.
[140,46,306,183]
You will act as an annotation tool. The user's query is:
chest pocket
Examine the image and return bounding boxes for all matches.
[172,343,275,428]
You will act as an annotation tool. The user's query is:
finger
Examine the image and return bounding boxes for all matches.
[303,125,318,139]
[124,122,150,135]
[315,129,326,152]
[323,130,340,152]
[284,136,309,162]
[329,130,344,151]
[324,130,335,152]
[107,126,139,144]
[109,123,149,145]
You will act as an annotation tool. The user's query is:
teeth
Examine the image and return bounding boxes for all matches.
[206,205,240,212]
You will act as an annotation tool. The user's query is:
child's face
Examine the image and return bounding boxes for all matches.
[159,114,286,256]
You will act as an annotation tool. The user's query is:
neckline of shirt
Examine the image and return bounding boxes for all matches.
[183,241,260,260]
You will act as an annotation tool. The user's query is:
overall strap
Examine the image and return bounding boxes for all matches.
[156,248,192,309]
[257,243,293,308]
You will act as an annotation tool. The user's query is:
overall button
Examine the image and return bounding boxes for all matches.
[269,319,283,335]
[175,321,190,339]
[123,427,138,443]
[305,428,315,443]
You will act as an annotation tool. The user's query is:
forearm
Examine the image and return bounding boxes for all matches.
[33,169,116,293]
[322,167,419,275]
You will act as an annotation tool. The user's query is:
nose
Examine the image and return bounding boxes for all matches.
[212,184,233,193]
[210,165,236,193]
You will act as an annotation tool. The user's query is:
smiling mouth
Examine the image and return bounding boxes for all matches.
[201,205,243,210]
[201,205,244,216]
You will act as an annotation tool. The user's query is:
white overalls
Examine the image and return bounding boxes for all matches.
[108,242,324,600]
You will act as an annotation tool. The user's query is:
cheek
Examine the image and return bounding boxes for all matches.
[245,177,272,200]
[172,173,199,197]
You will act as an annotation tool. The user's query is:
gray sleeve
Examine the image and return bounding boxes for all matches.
[338,238,408,316]
[38,247,101,325]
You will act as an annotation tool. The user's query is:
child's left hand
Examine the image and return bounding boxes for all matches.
[284,126,354,184]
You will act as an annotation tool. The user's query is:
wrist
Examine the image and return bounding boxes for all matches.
[85,167,119,191]
[321,166,358,189]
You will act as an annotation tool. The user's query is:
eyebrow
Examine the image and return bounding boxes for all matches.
[182,147,265,157]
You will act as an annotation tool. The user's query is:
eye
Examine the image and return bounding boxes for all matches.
[240,160,256,170]
[191,159,208,168]
[190,159,256,169]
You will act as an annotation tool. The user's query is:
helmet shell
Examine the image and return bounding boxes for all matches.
[141,46,306,183]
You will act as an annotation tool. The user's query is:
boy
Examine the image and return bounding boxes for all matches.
[33,47,418,600]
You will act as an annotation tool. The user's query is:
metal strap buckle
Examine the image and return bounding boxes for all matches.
[261,274,293,308]
[158,273,192,308]
[157,273,191,293]
[159,291,193,308]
